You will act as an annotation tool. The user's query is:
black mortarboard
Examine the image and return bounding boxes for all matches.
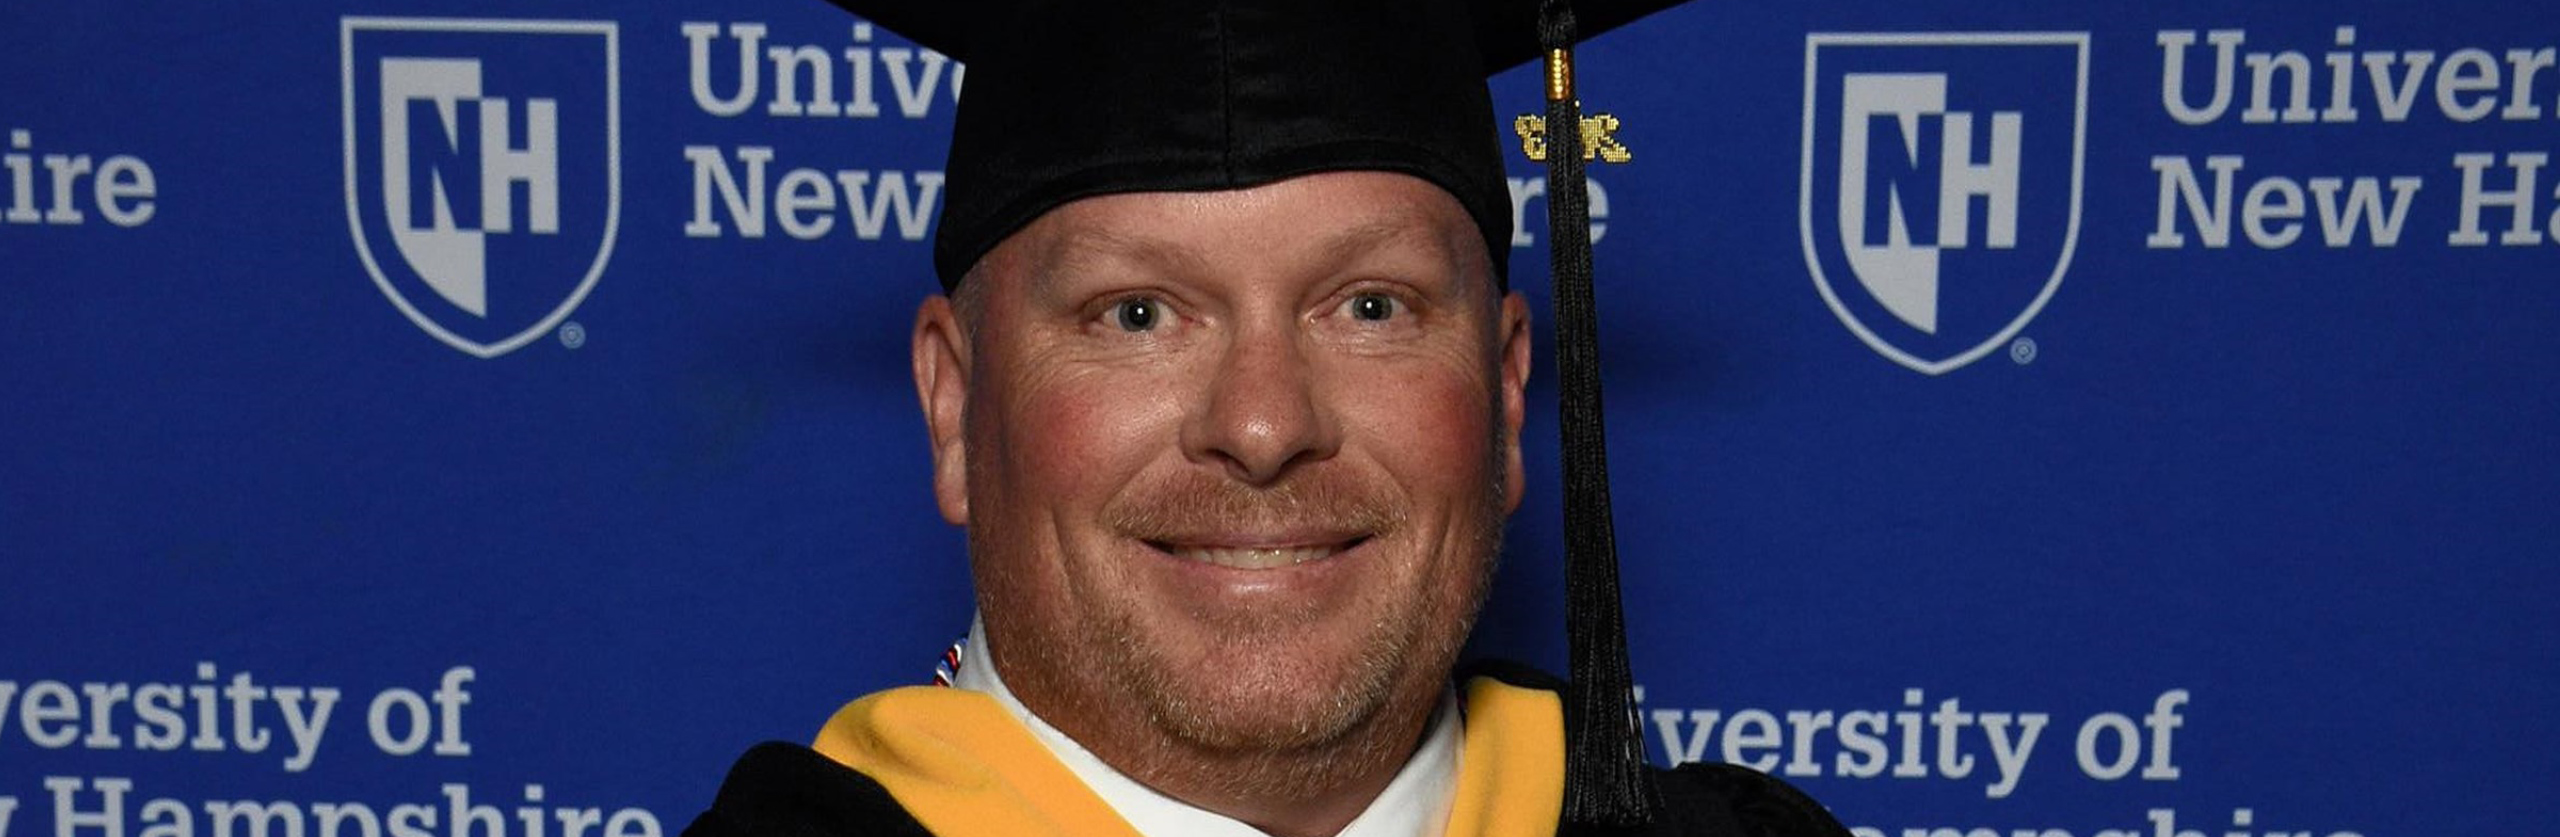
[823,0,1685,825]
[830,0,1680,292]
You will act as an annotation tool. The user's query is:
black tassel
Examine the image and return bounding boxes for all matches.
[1540,0,1659,827]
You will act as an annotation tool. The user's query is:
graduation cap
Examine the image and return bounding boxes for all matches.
[824,0,1686,826]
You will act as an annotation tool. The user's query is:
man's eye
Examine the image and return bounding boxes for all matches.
[1347,293,1398,322]
[1112,297,1163,332]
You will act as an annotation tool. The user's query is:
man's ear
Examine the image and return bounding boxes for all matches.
[913,295,972,525]
[1499,291,1532,514]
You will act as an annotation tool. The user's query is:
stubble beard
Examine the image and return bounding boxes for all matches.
[969,332,1515,808]
[1038,431,1509,804]
[1098,497,1502,803]
[978,485,1504,808]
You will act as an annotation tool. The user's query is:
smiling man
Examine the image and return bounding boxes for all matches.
[917,172,1527,835]
[683,0,1848,835]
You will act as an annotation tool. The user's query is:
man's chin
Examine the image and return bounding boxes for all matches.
[1149,680,1386,753]
[1128,636,1411,752]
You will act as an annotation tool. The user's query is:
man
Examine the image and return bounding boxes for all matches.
[685,0,1849,834]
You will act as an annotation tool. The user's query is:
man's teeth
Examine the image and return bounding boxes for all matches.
[1175,545,1338,569]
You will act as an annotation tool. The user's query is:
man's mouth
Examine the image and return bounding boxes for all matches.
[1146,538,1369,570]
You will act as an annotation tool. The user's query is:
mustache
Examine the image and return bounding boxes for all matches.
[1102,469,1408,544]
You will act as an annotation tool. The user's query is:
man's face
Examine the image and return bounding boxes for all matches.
[913,171,1531,766]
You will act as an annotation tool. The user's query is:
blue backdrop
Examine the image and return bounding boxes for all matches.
[5,2,2552,837]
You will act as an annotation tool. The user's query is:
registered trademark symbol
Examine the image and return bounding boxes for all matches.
[558,321,587,350]
[2009,336,2038,365]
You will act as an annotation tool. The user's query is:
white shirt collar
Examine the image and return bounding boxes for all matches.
[952,615,1463,837]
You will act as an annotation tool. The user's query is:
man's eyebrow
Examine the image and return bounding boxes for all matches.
[1025,226,1206,297]
[1320,213,1454,265]
[1318,210,1484,292]
[1018,205,1465,297]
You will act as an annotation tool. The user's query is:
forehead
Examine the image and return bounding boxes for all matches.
[974,171,1493,293]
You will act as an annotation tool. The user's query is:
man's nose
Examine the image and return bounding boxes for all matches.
[1181,321,1340,485]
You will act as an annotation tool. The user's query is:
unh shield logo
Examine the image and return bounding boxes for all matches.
[342,18,620,358]
[1800,33,2087,375]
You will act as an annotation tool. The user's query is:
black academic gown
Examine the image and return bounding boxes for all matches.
[682,667,1850,837]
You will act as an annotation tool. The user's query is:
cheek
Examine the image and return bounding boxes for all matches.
[981,360,1188,517]
[969,360,1193,631]
[1335,362,1500,504]
[1337,363,1503,641]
